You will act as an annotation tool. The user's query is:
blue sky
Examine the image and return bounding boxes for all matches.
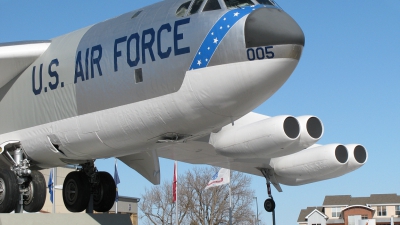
[1,0,399,224]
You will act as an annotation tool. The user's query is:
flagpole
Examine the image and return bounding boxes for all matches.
[115,158,118,214]
[53,167,57,213]
[229,170,232,225]
[175,161,178,225]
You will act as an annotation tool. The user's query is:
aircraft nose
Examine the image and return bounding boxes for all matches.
[245,8,305,48]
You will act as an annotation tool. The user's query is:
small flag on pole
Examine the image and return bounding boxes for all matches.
[173,161,177,202]
[205,168,230,190]
[48,168,53,203]
[114,161,120,202]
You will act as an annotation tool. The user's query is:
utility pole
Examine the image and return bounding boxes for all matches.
[253,197,259,225]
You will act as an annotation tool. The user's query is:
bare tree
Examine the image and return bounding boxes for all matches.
[139,166,256,225]
[139,179,190,225]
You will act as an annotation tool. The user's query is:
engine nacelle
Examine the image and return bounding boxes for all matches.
[312,144,367,180]
[210,113,324,159]
[272,144,349,180]
[265,115,324,158]
[273,144,367,186]
[210,115,300,159]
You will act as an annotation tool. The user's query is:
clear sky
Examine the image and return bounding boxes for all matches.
[1,0,399,224]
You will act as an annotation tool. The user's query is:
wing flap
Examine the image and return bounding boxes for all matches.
[0,41,51,88]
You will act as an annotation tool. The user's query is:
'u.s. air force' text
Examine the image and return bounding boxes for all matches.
[32,18,190,96]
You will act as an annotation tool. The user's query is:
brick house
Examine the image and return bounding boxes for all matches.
[298,194,400,225]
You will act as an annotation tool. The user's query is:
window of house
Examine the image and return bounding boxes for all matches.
[396,205,400,216]
[377,206,387,216]
[332,207,341,217]
[361,215,368,220]
[203,0,222,12]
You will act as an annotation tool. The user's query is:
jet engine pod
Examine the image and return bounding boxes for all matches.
[210,115,300,159]
[316,144,367,180]
[272,144,349,180]
[296,116,324,149]
[273,144,367,186]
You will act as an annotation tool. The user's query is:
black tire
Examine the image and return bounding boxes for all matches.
[23,171,46,212]
[62,171,91,212]
[0,169,19,213]
[93,172,116,212]
[264,198,275,212]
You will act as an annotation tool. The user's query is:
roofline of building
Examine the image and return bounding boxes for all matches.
[367,203,400,206]
[342,205,374,211]
[119,196,141,203]
[305,209,328,220]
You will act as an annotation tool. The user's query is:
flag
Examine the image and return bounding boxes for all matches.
[173,161,177,202]
[205,168,230,190]
[48,168,53,203]
[114,161,120,202]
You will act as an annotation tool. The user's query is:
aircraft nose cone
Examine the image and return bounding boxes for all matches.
[245,8,305,48]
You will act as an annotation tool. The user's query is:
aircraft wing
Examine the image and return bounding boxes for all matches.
[156,140,283,192]
[0,41,51,88]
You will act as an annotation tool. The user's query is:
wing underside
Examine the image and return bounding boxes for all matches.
[0,41,51,89]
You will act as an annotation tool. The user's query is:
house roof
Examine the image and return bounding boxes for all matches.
[323,194,400,206]
[368,194,400,204]
[306,209,328,220]
[323,195,351,206]
[297,207,324,222]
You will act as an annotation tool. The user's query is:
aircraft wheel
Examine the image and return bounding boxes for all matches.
[62,171,90,212]
[0,169,19,213]
[93,172,116,212]
[23,171,46,212]
[264,198,275,212]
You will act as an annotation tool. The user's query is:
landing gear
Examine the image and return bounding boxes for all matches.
[259,168,277,213]
[23,171,46,212]
[264,197,275,212]
[0,143,46,213]
[93,172,116,212]
[62,161,116,213]
[259,168,278,225]
[63,171,91,212]
[0,169,19,213]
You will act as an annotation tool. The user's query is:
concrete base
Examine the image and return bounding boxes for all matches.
[0,214,132,225]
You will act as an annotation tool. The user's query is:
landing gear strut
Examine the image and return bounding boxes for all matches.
[259,168,277,212]
[0,143,46,213]
[259,168,279,225]
[263,182,275,212]
[62,161,116,213]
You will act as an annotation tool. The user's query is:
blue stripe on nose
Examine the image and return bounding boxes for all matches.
[189,5,265,70]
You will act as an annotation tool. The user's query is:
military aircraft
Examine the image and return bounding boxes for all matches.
[0,0,367,214]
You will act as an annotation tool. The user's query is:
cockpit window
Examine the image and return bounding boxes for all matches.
[176,1,191,17]
[188,0,205,15]
[256,0,274,5]
[223,0,254,9]
[203,0,222,12]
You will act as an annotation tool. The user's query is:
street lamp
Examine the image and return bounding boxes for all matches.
[253,197,259,225]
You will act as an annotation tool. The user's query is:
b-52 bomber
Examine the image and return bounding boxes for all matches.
[0,0,367,213]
